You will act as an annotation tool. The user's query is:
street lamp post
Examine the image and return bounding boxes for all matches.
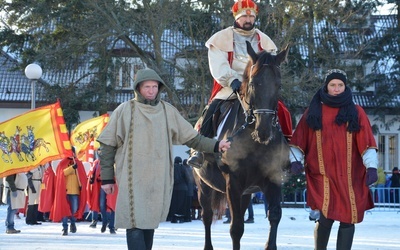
[24,63,43,110]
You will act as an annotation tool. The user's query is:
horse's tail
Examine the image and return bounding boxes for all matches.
[211,190,227,221]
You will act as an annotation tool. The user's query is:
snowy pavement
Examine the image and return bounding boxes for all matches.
[1,204,399,250]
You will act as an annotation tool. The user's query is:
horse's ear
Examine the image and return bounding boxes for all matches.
[276,44,290,64]
[246,41,257,63]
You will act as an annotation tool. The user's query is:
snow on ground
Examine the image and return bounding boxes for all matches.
[1,204,399,250]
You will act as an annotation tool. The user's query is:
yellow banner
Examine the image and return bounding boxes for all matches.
[0,101,72,178]
[70,113,109,162]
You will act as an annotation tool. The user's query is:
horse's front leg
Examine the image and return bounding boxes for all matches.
[263,183,282,250]
[199,182,215,250]
[226,177,248,250]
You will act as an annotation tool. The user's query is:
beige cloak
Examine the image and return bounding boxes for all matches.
[98,100,216,229]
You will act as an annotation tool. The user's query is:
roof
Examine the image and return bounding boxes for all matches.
[0,50,47,107]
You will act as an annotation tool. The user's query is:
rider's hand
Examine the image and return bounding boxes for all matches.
[230,79,242,93]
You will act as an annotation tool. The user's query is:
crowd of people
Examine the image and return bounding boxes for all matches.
[1,148,118,236]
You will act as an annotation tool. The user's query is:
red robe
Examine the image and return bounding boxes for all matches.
[50,157,88,222]
[38,164,55,213]
[86,159,117,212]
[290,105,376,224]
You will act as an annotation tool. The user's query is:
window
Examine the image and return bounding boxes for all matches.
[378,134,398,172]
[113,57,144,89]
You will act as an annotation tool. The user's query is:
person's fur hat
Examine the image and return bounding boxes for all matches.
[232,0,258,20]
[324,69,347,85]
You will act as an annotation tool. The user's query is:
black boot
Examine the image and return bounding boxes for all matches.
[314,221,332,250]
[89,220,97,228]
[336,224,355,250]
[70,223,77,233]
[187,151,204,169]
[101,223,107,233]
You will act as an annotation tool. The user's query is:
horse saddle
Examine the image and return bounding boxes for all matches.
[212,99,238,138]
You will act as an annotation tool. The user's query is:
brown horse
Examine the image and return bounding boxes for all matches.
[193,42,290,250]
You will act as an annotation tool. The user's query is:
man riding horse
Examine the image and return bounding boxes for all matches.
[188,0,292,168]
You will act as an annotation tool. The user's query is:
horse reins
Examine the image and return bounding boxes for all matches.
[228,64,278,141]
[226,92,255,142]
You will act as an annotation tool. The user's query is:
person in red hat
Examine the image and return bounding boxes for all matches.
[188,0,293,168]
[289,69,378,250]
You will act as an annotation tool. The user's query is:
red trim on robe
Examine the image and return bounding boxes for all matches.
[208,52,234,103]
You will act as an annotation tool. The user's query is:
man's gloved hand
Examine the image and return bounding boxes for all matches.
[230,79,242,93]
[290,161,304,175]
[72,163,78,169]
[12,191,18,198]
[366,168,378,186]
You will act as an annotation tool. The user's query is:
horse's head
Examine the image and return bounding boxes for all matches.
[240,41,289,145]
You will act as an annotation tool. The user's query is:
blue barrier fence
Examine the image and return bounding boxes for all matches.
[294,187,400,213]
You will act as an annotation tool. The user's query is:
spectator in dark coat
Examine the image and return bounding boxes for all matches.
[183,159,195,222]
[167,157,188,223]
[390,167,400,203]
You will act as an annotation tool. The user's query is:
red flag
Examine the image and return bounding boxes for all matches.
[0,100,72,178]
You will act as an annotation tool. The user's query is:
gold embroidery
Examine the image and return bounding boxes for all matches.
[128,100,135,227]
[316,130,329,216]
[347,131,358,223]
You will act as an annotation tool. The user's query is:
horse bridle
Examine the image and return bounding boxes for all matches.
[242,64,278,122]
[229,64,279,141]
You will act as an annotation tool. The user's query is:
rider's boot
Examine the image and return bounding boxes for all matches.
[187,151,204,169]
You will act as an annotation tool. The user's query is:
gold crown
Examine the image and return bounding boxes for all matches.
[232,0,259,19]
